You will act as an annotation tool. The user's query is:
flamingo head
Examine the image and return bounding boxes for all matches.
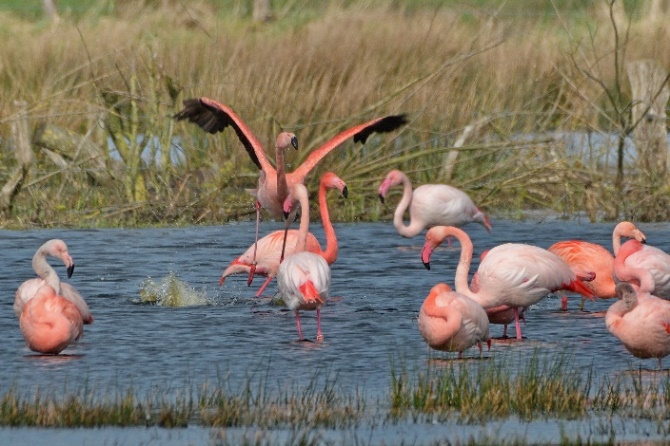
[474,209,492,232]
[615,221,647,244]
[276,132,298,151]
[421,230,442,270]
[46,239,75,278]
[377,169,403,203]
[321,172,348,198]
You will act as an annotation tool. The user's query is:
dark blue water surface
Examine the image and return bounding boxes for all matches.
[1,218,670,444]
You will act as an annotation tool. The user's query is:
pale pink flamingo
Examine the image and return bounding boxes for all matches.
[418,283,490,358]
[19,285,84,355]
[175,98,406,281]
[14,239,93,324]
[548,221,647,310]
[277,182,331,342]
[377,169,491,238]
[421,226,596,340]
[606,282,670,370]
[614,237,670,300]
[220,172,346,296]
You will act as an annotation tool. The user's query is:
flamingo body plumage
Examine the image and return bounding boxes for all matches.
[418,283,490,357]
[19,285,84,355]
[219,172,346,296]
[548,221,647,309]
[615,240,670,299]
[422,226,595,339]
[606,282,670,370]
[277,182,332,341]
[378,169,491,238]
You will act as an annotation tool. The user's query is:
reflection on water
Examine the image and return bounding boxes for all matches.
[2,219,670,443]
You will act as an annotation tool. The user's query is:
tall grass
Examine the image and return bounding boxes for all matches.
[0,1,668,226]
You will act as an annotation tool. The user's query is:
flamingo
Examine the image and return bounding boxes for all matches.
[548,221,647,311]
[613,238,670,300]
[175,98,406,281]
[606,282,670,370]
[220,172,347,296]
[377,169,491,238]
[277,182,331,342]
[418,283,491,358]
[421,226,596,340]
[19,285,84,355]
[14,239,93,324]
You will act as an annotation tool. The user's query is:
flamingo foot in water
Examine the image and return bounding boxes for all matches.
[247,263,257,286]
[560,295,569,312]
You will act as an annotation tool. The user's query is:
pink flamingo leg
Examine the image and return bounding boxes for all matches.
[294,310,304,340]
[254,276,273,297]
[248,200,262,286]
[316,308,323,342]
[514,307,523,340]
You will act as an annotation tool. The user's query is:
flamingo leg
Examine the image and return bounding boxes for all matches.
[502,324,508,338]
[294,310,304,341]
[560,293,569,312]
[316,308,323,342]
[513,307,523,340]
[578,297,586,312]
[254,276,273,297]
[248,200,262,286]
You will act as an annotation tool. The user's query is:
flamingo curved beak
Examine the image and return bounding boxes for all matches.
[378,193,385,204]
[421,243,434,270]
[342,186,348,199]
[67,264,75,278]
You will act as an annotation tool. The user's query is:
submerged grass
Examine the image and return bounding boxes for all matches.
[3,354,670,431]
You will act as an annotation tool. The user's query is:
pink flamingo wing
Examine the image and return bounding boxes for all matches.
[290,115,407,182]
[174,97,274,173]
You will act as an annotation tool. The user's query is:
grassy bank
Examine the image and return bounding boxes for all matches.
[0,1,668,227]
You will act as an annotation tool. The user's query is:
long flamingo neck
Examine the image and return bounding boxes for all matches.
[392,174,422,238]
[32,248,60,291]
[275,145,288,203]
[318,184,338,263]
[445,228,476,300]
[612,231,623,255]
[295,192,310,253]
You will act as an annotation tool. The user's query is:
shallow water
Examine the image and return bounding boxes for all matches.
[2,219,670,444]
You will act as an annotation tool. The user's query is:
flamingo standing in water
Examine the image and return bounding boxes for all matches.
[613,238,670,300]
[377,169,491,238]
[175,98,406,281]
[548,221,647,311]
[418,283,490,358]
[421,226,596,340]
[220,172,347,296]
[277,183,331,342]
[19,285,84,355]
[606,282,670,370]
[14,239,93,324]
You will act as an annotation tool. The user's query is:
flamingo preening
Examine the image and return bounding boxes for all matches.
[175,97,406,282]
[277,183,331,342]
[614,238,670,300]
[14,239,93,325]
[421,226,595,340]
[219,172,347,296]
[548,221,647,310]
[378,169,491,238]
[418,283,491,358]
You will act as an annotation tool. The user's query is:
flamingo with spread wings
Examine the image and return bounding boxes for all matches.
[175,98,406,281]
[220,172,347,296]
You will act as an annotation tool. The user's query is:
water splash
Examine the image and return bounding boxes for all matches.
[139,272,210,307]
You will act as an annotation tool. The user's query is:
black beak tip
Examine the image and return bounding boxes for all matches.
[283,211,290,219]
[641,238,647,244]
[378,194,385,204]
[342,186,349,199]
[67,264,75,278]
[423,262,430,271]
[291,136,298,150]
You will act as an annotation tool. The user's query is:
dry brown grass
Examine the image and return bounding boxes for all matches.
[1,1,669,226]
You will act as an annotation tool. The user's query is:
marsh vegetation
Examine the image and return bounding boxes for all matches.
[0,1,669,227]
